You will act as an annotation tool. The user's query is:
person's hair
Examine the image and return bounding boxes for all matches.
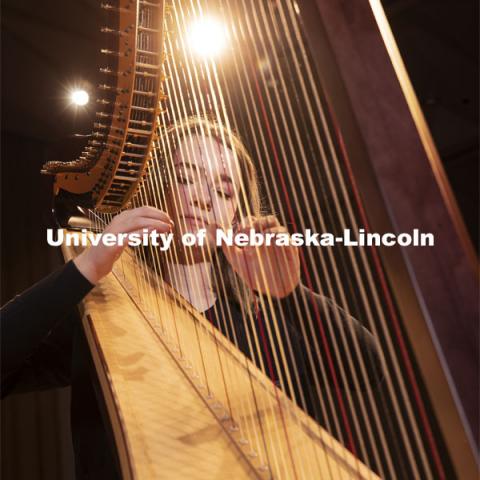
[143,115,263,309]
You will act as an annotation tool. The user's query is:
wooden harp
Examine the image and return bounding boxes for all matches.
[42,0,478,478]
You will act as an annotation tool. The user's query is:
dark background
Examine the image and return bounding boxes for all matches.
[1,1,478,479]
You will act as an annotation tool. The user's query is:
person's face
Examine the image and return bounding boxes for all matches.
[165,133,242,258]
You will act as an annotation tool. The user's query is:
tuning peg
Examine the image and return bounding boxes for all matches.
[100,3,130,13]
[129,119,151,127]
[96,112,126,124]
[73,133,93,138]
[138,26,160,34]
[120,160,138,167]
[96,99,128,110]
[100,67,130,78]
[101,27,127,36]
[135,71,158,78]
[101,47,132,57]
[98,84,129,94]
[106,133,124,142]
[101,49,122,57]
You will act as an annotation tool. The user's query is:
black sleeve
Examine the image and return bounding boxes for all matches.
[272,284,384,392]
[1,260,94,392]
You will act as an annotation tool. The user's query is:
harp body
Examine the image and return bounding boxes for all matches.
[62,241,378,479]
[44,0,478,478]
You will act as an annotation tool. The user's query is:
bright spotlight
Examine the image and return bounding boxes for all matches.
[187,16,229,59]
[70,89,89,106]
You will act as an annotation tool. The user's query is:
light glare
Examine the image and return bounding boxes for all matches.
[187,17,229,58]
[70,89,89,106]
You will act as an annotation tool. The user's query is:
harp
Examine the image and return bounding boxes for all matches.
[42,0,478,478]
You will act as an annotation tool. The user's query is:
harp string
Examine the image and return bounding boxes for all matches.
[165,2,258,468]
[134,187,172,334]
[187,6,325,476]
[238,0,374,463]
[219,0,370,474]
[166,0,308,472]
[209,7,352,480]
[223,0,343,437]
[161,50,242,419]
[160,18,277,466]
[150,117,221,399]
[84,0,449,478]
[248,0,398,476]
[187,0,360,476]
[326,99,447,479]
[157,120,239,432]
[160,74,246,402]
[164,6,286,469]
[251,1,424,476]
[243,0,394,475]
[131,21,178,329]
[213,44,342,480]
[150,132,213,366]
[221,0,428,476]
[279,1,438,476]
[97,0,374,476]
[276,0,440,476]
[153,122,202,360]
[193,0,354,474]
[212,35,355,480]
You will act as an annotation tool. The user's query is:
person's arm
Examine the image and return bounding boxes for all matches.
[1,206,174,390]
[1,260,94,378]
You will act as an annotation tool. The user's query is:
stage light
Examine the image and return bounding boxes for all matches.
[70,89,89,106]
[187,16,229,59]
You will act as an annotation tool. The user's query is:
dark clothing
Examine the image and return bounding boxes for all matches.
[1,261,121,479]
[1,261,93,385]
[1,261,382,479]
[211,283,383,428]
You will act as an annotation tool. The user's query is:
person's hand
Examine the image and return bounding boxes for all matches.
[221,216,301,298]
[74,206,173,285]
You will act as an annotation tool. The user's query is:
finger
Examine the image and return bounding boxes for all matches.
[238,216,258,230]
[237,215,280,233]
[221,241,248,270]
[108,210,172,234]
[115,217,173,235]
[205,223,219,245]
[124,206,173,225]
[263,225,289,235]
[263,227,299,250]
[253,215,281,231]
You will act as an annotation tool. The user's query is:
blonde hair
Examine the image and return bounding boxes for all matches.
[145,116,263,308]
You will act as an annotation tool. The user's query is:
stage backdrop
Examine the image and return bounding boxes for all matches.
[1,132,76,480]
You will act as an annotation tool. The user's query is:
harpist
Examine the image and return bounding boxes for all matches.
[1,119,382,479]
